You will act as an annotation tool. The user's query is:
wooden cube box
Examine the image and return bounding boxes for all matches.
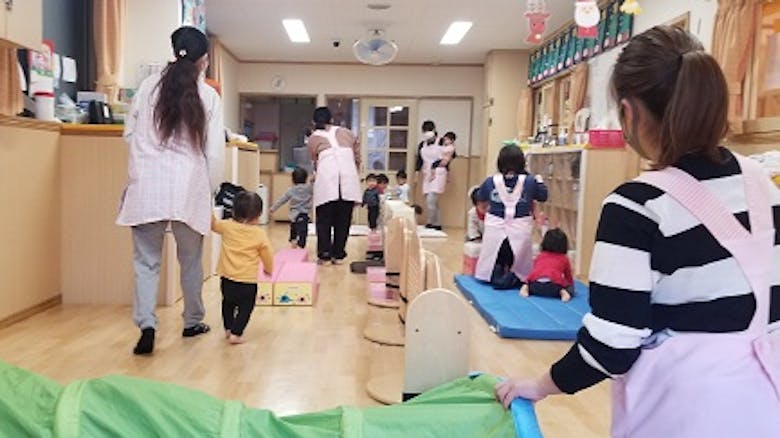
[273,262,318,306]
[257,264,280,306]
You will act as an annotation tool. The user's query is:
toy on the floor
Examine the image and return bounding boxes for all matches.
[0,360,542,438]
[454,274,590,340]
[257,248,311,306]
[274,262,318,306]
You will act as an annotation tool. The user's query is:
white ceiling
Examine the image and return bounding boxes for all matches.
[205,0,574,65]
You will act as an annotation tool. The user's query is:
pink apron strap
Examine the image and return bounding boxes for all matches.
[636,154,774,329]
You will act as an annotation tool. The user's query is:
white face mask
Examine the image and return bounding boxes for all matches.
[422,131,435,141]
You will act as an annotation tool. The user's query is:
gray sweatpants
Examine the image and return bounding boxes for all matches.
[426,192,441,227]
[132,221,204,330]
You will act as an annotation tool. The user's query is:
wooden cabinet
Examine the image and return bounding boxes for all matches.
[225,143,260,190]
[2,0,43,50]
[527,147,632,281]
[527,149,581,252]
[259,149,279,173]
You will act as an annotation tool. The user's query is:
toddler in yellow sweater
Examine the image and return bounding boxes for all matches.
[212,191,274,344]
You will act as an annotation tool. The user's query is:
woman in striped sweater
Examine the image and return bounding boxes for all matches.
[496,26,780,437]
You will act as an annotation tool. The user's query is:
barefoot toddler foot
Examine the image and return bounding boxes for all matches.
[228,334,245,344]
[519,285,530,297]
[560,289,572,302]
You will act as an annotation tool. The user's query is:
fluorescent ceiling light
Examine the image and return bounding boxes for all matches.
[282,19,310,43]
[440,21,473,45]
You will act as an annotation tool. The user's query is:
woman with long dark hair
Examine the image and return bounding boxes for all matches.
[117,26,224,355]
[495,26,780,436]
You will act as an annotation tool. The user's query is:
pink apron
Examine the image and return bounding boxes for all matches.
[312,126,362,208]
[420,142,447,195]
[612,154,780,438]
[474,174,534,282]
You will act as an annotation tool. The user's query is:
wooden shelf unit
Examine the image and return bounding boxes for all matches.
[527,146,633,281]
[526,148,582,252]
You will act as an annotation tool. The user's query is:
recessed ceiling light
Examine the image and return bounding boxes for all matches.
[367,3,392,10]
[282,19,310,43]
[440,21,473,45]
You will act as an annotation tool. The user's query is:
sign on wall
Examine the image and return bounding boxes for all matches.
[528,0,633,86]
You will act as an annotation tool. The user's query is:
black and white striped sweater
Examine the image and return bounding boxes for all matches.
[551,148,780,394]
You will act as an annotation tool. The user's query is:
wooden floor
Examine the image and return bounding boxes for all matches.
[0,224,609,436]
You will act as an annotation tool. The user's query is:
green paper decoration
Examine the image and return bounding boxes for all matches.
[528,0,634,86]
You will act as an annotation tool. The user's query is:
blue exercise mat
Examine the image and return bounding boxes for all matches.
[455,275,590,340]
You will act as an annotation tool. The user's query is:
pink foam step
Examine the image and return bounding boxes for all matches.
[367,231,383,252]
[275,248,309,264]
[257,249,307,283]
[366,267,386,283]
[368,282,391,300]
[274,262,318,306]
[367,282,399,303]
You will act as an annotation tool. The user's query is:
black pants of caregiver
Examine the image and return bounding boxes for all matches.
[315,199,354,261]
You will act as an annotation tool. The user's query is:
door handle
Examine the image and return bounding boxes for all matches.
[4,0,12,12]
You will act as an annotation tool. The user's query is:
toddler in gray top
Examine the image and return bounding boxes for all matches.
[270,167,313,248]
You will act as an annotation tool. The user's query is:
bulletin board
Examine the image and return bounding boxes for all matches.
[586,46,623,128]
[17,0,92,102]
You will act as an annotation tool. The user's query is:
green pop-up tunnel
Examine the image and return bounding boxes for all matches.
[0,361,542,437]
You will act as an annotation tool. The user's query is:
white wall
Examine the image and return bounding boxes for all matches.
[122,0,180,88]
[417,99,473,156]
[220,50,240,132]
[634,0,717,51]
[237,63,485,155]
[483,50,529,175]
[585,0,719,125]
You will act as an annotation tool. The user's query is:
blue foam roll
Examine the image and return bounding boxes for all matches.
[511,398,544,438]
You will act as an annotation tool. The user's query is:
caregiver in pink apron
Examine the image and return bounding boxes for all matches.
[308,107,361,265]
[495,26,780,437]
[414,120,445,229]
[474,145,547,289]
[419,138,448,230]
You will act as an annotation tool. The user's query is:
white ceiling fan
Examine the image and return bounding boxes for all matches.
[353,29,398,66]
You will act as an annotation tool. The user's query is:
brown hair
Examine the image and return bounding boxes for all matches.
[611,25,729,168]
[154,60,206,148]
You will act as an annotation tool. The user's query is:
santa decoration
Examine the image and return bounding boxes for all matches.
[575,1,600,39]
[525,0,550,44]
